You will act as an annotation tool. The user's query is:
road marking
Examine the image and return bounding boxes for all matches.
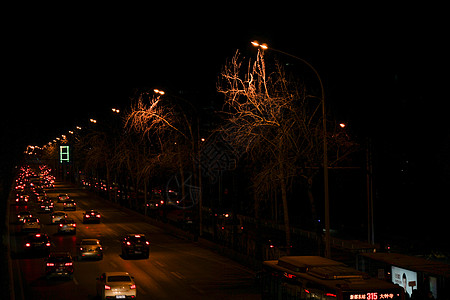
[170,271,184,280]
[109,261,118,268]
[190,284,205,294]
[153,260,166,268]
[73,276,79,285]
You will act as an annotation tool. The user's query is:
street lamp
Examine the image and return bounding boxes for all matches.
[252,40,331,258]
[90,119,97,124]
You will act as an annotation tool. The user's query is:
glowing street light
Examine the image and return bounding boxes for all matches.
[339,123,346,128]
[90,119,97,124]
[251,41,268,49]
[112,108,120,113]
[154,89,165,95]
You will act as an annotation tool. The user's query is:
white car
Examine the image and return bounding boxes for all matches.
[96,272,136,299]
[57,219,76,234]
[22,217,41,232]
[78,239,103,260]
[50,212,67,224]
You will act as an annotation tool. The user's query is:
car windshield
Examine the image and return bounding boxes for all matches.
[108,275,131,282]
[48,255,71,262]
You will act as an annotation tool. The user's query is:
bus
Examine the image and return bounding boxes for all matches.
[261,256,404,300]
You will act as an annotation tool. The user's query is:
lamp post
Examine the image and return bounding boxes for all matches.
[252,41,331,258]
[152,89,203,238]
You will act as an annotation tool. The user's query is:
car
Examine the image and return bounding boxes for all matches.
[57,193,69,203]
[39,200,54,213]
[58,219,76,234]
[63,200,77,211]
[15,193,30,205]
[96,272,136,300]
[17,211,33,223]
[50,211,67,224]
[24,233,51,254]
[78,239,103,260]
[22,217,41,232]
[45,252,74,279]
[83,210,101,223]
[121,234,149,259]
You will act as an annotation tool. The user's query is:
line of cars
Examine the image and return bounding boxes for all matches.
[14,166,142,299]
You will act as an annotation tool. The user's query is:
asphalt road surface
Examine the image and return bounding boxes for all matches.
[9,181,260,299]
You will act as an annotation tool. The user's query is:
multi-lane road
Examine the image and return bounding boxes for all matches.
[9,182,260,299]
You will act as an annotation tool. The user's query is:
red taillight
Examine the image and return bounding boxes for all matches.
[104,284,111,290]
[325,293,337,297]
[145,241,149,245]
[47,263,55,267]
[96,214,101,218]
[45,243,51,247]
[85,215,90,218]
[130,284,136,289]
[25,243,31,247]
[64,262,73,266]
[72,223,76,227]
[59,224,63,227]
[35,234,41,237]
[126,241,131,246]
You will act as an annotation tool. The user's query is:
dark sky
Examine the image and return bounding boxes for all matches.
[2,6,446,170]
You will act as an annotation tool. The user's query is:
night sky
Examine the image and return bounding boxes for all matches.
[2,6,448,247]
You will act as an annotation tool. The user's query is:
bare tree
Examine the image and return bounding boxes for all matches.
[218,50,357,250]
[125,91,197,205]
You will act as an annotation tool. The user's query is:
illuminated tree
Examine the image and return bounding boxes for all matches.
[125,91,198,207]
[218,50,357,249]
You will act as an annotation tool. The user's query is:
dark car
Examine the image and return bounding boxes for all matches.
[15,193,30,205]
[121,234,150,259]
[57,193,69,203]
[63,200,76,211]
[24,233,51,255]
[82,210,101,223]
[39,200,54,213]
[45,252,74,279]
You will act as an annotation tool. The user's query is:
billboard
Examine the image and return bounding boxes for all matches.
[391,266,417,298]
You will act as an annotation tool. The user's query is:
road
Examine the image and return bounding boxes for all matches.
[9,181,260,299]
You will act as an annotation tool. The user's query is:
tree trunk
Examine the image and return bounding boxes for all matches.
[280,175,291,254]
[307,177,321,255]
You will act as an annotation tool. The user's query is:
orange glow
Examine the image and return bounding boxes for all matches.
[339,123,346,128]
[251,41,268,50]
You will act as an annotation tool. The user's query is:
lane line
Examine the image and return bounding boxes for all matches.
[190,284,205,295]
[170,271,185,280]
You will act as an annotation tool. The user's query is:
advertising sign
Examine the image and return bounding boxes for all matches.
[391,266,417,298]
